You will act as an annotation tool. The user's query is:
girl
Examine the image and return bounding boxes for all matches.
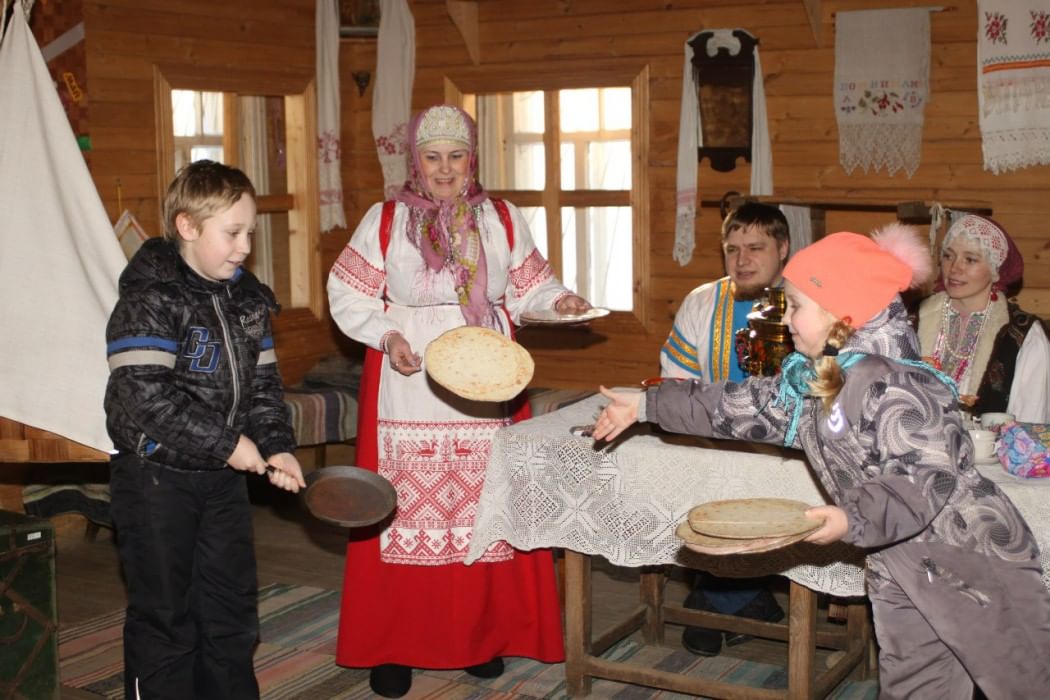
[594,226,1050,698]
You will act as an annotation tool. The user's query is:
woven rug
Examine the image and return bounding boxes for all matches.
[59,583,877,699]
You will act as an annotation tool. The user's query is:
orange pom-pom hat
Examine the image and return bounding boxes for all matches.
[783,224,933,329]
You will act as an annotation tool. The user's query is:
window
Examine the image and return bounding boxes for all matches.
[171,89,224,171]
[155,74,321,317]
[471,88,636,312]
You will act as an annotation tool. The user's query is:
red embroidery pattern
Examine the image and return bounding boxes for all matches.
[985,11,1008,45]
[317,131,341,164]
[331,246,384,297]
[375,122,408,155]
[1033,11,1050,43]
[509,249,553,297]
[320,188,344,205]
[378,417,513,565]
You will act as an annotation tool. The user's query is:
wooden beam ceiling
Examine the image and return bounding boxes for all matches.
[446,0,481,65]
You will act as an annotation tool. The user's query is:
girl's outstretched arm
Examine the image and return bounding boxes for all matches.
[592,386,642,441]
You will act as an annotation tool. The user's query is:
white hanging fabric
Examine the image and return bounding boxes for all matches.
[0,4,126,452]
[750,48,773,197]
[977,0,1050,173]
[674,29,772,266]
[372,0,415,200]
[316,0,347,231]
[239,95,274,284]
[778,204,813,257]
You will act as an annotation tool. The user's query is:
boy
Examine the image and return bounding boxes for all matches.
[105,160,305,700]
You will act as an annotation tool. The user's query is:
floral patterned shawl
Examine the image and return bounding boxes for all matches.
[395,105,495,328]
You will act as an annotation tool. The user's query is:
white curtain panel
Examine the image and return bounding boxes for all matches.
[317,0,347,230]
[373,0,415,200]
[239,95,274,285]
[0,6,126,451]
[778,204,812,258]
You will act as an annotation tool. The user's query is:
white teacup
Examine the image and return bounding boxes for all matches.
[979,412,1014,430]
[968,429,997,461]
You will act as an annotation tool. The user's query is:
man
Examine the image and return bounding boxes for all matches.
[661,202,790,656]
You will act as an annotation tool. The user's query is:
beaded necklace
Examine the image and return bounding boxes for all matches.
[931,295,989,391]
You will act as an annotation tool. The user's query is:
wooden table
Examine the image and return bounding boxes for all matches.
[467,394,873,698]
[562,553,870,698]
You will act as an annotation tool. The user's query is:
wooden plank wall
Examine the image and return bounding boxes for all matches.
[78,0,1050,392]
[81,0,341,386]
[329,0,1047,389]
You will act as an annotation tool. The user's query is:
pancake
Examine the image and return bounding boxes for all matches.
[424,326,534,402]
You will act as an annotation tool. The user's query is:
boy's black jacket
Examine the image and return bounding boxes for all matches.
[105,238,296,470]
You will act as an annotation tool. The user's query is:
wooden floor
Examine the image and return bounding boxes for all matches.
[49,468,863,697]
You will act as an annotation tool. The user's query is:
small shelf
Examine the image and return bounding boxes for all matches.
[339,26,378,38]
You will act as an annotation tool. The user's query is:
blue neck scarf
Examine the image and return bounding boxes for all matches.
[771,351,958,446]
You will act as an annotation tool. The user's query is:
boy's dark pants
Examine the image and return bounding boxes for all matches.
[110,455,259,700]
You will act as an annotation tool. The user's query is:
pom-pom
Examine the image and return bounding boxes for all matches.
[870,223,933,289]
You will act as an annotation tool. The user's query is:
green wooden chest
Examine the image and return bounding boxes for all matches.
[0,510,58,700]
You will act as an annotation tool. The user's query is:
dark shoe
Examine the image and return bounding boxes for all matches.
[681,586,724,656]
[682,624,724,656]
[465,657,504,679]
[725,589,785,646]
[370,664,412,698]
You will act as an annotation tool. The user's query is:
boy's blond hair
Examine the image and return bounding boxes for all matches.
[162,160,256,242]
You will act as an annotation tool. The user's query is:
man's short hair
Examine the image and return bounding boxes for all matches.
[162,160,256,242]
[721,202,790,248]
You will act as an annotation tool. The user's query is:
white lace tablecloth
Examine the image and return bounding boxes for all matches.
[467,394,1050,596]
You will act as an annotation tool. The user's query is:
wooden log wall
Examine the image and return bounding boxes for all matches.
[80,0,341,386]
[330,0,1047,389]
[76,0,1050,393]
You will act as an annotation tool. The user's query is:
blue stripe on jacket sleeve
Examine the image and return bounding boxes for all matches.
[107,336,179,355]
[260,336,274,350]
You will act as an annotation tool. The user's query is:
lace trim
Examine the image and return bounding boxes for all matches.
[981,127,1050,174]
[838,122,923,178]
[981,75,1050,115]
[674,202,696,266]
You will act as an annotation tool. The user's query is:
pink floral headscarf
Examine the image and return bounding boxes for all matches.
[395,105,495,328]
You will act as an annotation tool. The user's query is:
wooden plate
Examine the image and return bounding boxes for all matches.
[302,466,397,528]
[519,307,610,325]
[424,326,534,402]
[687,498,820,540]
[675,522,810,555]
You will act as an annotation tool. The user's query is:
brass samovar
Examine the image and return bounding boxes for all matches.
[734,287,795,376]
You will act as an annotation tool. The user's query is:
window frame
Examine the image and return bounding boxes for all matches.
[444,62,651,332]
[154,66,322,319]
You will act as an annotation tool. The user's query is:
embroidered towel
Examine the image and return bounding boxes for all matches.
[317,0,347,231]
[675,29,771,266]
[373,0,415,200]
[0,7,126,452]
[835,8,933,177]
[978,0,1050,173]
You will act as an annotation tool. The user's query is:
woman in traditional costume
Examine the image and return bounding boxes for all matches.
[327,105,584,697]
[917,214,1050,422]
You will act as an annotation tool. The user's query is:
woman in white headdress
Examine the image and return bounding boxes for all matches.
[327,105,584,696]
[917,214,1050,422]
